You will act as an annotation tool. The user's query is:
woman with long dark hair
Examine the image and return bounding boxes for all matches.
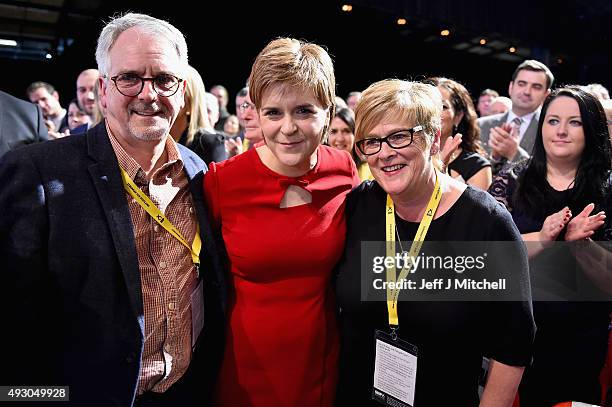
[427,77,492,189]
[489,86,612,406]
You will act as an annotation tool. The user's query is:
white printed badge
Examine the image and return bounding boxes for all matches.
[190,279,204,349]
[372,330,418,407]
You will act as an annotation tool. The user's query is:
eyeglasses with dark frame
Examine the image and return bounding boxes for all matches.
[110,73,183,97]
[356,125,423,156]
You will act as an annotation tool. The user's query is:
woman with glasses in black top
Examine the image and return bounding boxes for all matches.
[335,79,535,406]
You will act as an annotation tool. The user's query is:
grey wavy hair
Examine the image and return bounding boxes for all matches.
[95,12,188,77]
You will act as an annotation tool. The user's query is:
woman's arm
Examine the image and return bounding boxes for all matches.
[466,166,492,190]
[569,239,612,294]
[480,205,534,407]
[479,359,524,407]
[565,203,612,293]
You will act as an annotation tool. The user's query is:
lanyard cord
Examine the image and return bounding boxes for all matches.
[120,168,202,268]
[385,171,442,329]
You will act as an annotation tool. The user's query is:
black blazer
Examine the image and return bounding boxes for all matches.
[0,122,227,406]
[0,89,48,157]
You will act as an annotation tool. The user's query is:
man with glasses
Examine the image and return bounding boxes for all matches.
[0,13,225,406]
[225,86,263,158]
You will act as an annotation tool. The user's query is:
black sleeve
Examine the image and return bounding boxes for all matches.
[191,131,228,165]
[0,149,55,384]
[449,151,491,181]
[481,203,535,366]
[345,181,363,221]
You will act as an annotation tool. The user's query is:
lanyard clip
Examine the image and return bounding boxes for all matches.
[195,264,200,279]
[389,325,398,341]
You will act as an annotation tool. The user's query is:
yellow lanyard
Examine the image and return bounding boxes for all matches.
[385,171,442,328]
[242,138,250,152]
[120,168,202,267]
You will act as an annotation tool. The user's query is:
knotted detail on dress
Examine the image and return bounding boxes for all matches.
[278,178,310,189]
[278,178,313,208]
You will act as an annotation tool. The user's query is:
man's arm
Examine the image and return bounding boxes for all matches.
[512,145,530,163]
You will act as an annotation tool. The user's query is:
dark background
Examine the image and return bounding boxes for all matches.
[1,0,610,111]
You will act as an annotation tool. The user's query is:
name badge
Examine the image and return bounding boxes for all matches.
[190,279,204,350]
[372,330,418,407]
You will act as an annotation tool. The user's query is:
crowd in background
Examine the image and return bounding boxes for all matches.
[1,11,612,407]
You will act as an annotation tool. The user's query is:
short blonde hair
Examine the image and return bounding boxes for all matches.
[248,37,336,120]
[355,79,442,146]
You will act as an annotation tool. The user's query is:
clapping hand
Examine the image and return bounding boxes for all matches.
[44,120,69,140]
[225,137,243,158]
[44,120,62,140]
[539,206,572,246]
[440,133,462,166]
[565,203,606,241]
[488,123,519,160]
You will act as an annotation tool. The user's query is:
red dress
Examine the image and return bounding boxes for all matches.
[204,145,359,406]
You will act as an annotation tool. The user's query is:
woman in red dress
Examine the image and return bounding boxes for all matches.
[204,38,360,406]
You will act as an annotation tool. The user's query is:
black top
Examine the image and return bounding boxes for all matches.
[447,149,491,183]
[488,164,612,405]
[336,181,535,406]
[488,161,612,240]
[179,128,228,165]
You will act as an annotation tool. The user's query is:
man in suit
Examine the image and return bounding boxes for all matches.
[0,13,226,406]
[478,60,554,174]
[27,81,70,135]
[0,89,48,157]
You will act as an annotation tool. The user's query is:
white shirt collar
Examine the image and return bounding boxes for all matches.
[507,109,538,124]
[506,108,540,140]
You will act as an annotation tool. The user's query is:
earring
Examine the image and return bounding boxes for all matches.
[452,124,458,136]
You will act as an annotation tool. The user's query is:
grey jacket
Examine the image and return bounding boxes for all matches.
[0,90,48,157]
[478,111,539,171]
